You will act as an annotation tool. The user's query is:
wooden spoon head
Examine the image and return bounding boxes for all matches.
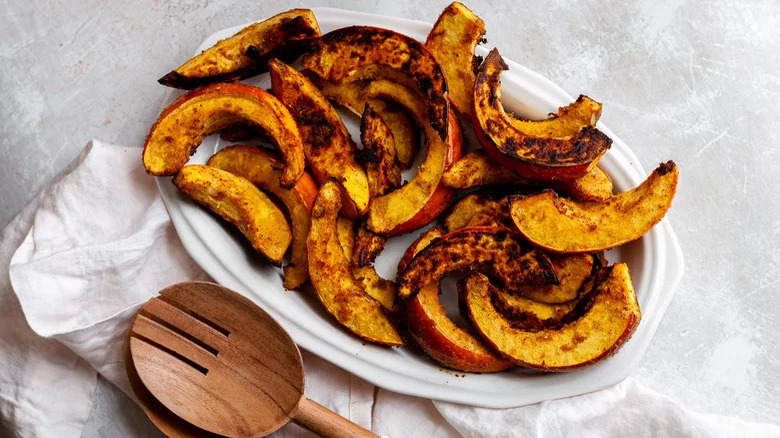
[126,281,304,438]
[124,319,223,438]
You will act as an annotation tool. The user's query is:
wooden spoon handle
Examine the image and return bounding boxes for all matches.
[292,397,379,438]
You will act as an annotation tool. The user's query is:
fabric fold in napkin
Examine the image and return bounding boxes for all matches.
[3,140,778,438]
[9,140,207,395]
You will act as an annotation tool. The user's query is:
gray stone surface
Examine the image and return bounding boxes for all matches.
[1,0,779,436]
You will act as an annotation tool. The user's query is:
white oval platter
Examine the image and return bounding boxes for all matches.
[155,7,684,408]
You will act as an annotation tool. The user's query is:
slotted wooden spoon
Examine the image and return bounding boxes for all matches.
[123,281,378,438]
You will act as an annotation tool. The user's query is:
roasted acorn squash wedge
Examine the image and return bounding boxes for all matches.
[303,25,450,140]
[510,161,679,253]
[362,80,463,235]
[461,263,641,370]
[425,2,486,117]
[397,226,558,300]
[517,254,595,304]
[352,225,386,268]
[400,227,515,372]
[207,146,317,289]
[173,164,291,265]
[473,48,611,181]
[306,181,403,345]
[335,216,398,311]
[442,189,514,232]
[487,288,579,332]
[143,83,306,188]
[443,150,613,201]
[351,266,398,312]
[350,104,401,267]
[359,104,402,198]
[442,150,525,189]
[159,9,320,89]
[317,80,420,168]
[269,59,370,218]
[408,276,515,373]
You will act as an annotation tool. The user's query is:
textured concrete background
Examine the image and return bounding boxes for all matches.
[1,0,779,436]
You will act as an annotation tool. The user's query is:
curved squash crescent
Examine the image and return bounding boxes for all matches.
[143,83,306,188]
[461,264,641,371]
[172,165,292,265]
[303,25,450,141]
[473,48,611,181]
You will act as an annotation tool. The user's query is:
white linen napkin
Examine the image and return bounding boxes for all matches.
[3,140,778,438]
[0,146,96,438]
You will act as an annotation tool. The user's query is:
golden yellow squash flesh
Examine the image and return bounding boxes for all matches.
[517,254,594,304]
[425,2,486,116]
[510,161,679,253]
[473,48,611,180]
[318,80,419,168]
[362,80,463,235]
[269,59,370,218]
[303,25,450,141]
[143,83,306,188]
[442,150,614,201]
[461,263,641,370]
[489,289,578,331]
[206,146,318,290]
[172,165,292,265]
[442,189,513,232]
[159,9,321,89]
[306,181,403,346]
[442,150,526,189]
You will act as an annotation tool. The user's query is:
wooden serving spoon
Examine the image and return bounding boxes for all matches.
[123,281,378,438]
